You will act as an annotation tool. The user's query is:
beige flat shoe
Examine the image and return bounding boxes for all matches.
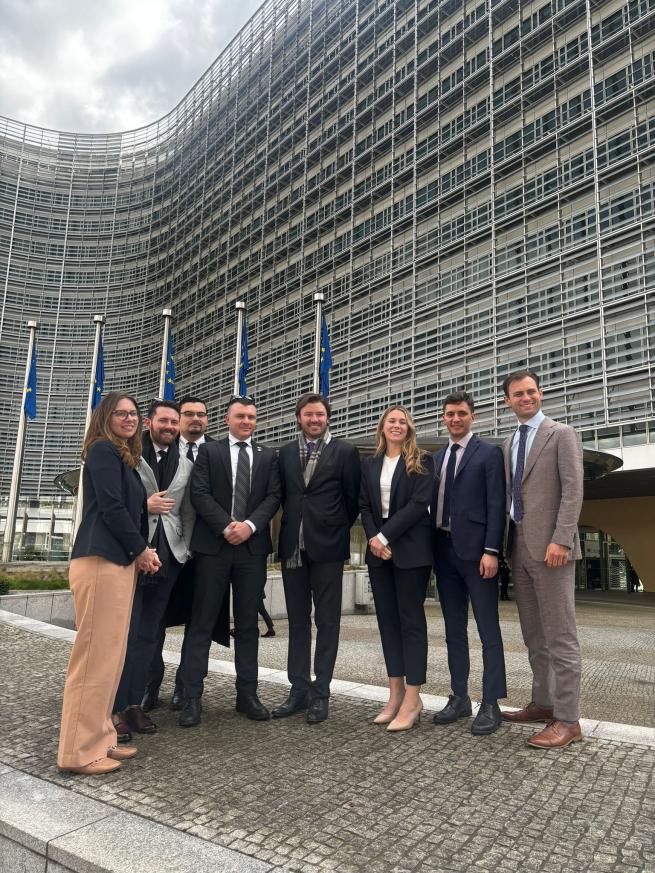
[58,757,122,775]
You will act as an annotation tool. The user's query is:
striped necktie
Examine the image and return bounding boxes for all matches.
[232,441,250,522]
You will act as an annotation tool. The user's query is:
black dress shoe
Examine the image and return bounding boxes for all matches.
[306,698,329,724]
[271,694,309,718]
[432,694,472,725]
[141,686,160,712]
[124,705,157,734]
[471,702,502,735]
[236,693,270,721]
[178,697,202,728]
[169,687,184,712]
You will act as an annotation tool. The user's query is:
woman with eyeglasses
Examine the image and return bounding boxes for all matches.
[359,405,434,731]
[57,393,160,775]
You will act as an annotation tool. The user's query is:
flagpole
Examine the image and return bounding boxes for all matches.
[159,308,172,398]
[2,320,38,562]
[312,293,324,393]
[71,314,105,543]
[233,301,245,395]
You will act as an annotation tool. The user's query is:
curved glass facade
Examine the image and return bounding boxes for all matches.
[1,0,655,500]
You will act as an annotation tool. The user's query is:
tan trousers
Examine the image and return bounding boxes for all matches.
[57,556,136,768]
[511,525,581,722]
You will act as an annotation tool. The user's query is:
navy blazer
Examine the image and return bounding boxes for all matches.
[360,453,434,569]
[278,438,361,563]
[431,435,505,562]
[71,440,149,566]
[189,437,280,556]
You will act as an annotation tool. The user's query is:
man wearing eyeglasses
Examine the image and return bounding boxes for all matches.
[142,396,219,714]
[178,395,281,727]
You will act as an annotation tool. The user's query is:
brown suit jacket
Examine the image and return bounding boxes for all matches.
[503,416,583,562]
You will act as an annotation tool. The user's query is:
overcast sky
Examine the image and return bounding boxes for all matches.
[0,0,263,133]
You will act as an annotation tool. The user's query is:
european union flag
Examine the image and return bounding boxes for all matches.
[91,335,104,410]
[319,315,332,397]
[239,319,249,396]
[24,344,37,420]
[164,331,175,400]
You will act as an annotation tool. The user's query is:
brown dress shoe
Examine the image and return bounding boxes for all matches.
[58,757,121,775]
[527,720,583,749]
[124,706,157,734]
[502,702,554,723]
[107,745,138,760]
[111,712,132,743]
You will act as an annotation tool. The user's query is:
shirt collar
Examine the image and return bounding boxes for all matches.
[448,431,473,450]
[515,410,545,430]
[152,440,168,454]
[180,434,205,448]
[228,434,252,447]
[303,429,332,445]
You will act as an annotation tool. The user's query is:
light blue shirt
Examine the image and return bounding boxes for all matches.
[510,410,545,520]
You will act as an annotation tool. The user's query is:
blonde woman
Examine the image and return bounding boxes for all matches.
[57,392,159,775]
[360,406,434,731]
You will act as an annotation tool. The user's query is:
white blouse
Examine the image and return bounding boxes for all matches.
[380,454,400,518]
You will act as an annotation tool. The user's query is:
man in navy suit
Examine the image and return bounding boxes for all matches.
[431,391,507,735]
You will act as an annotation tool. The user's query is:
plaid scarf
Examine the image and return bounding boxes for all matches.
[285,429,330,568]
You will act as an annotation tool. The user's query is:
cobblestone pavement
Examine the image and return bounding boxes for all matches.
[2,619,654,873]
[164,596,655,728]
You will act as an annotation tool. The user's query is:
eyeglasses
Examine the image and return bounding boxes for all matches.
[181,411,208,418]
[112,410,139,420]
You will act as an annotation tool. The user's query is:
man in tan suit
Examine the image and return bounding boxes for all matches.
[501,370,584,749]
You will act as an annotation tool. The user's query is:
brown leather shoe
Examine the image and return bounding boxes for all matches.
[58,757,121,775]
[527,720,583,749]
[124,706,157,734]
[111,712,132,743]
[502,702,554,723]
[107,745,138,760]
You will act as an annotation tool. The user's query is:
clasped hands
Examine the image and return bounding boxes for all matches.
[369,535,392,560]
[136,547,161,574]
[224,521,253,545]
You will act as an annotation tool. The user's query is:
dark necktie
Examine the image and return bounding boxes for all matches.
[186,442,196,463]
[306,441,316,461]
[156,449,166,488]
[512,424,529,522]
[441,443,461,529]
[232,441,251,522]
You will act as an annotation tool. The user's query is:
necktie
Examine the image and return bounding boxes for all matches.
[306,441,316,461]
[441,443,461,529]
[186,442,196,463]
[155,449,166,488]
[512,424,529,523]
[232,441,251,522]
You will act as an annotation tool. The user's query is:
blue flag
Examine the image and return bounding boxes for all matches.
[164,331,175,400]
[239,319,249,396]
[319,315,332,397]
[91,335,104,410]
[24,343,37,420]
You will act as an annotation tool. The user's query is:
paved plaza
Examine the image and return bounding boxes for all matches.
[1,593,654,872]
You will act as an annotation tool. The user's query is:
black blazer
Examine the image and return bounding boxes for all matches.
[360,453,434,569]
[278,438,361,563]
[71,440,149,566]
[430,434,505,562]
[189,437,280,556]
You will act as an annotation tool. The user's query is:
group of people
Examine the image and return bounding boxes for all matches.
[57,368,585,775]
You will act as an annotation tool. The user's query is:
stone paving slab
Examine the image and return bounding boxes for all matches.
[1,619,654,873]
[0,765,277,872]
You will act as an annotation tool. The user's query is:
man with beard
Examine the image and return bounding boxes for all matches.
[112,400,195,741]
[141,396,217,713]
[272,393,360,724]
